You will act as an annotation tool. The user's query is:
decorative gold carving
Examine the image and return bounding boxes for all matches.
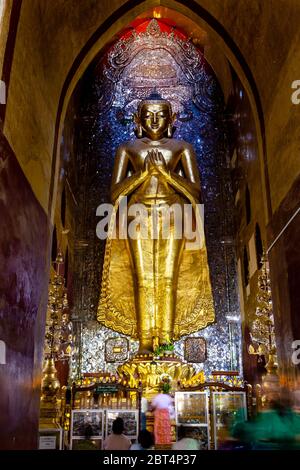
[249,253,279,404]
[39,358,61,425]
[40,252,72,426]
[40,357,61,404]
[118,355,205,398]
[181,370,206,388]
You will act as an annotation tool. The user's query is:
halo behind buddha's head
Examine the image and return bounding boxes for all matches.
[138,91,173,115]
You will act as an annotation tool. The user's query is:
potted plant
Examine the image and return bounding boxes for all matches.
[153,341,174,358]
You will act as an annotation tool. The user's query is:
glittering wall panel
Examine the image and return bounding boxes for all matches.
[68,20,242,378]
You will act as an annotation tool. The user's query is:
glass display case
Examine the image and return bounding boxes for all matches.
[70,409,104,450]
[175,392,210,449]
[105,409,139,441]
[212,391,247,449]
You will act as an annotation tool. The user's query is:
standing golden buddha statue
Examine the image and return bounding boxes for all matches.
[97,94,215,353]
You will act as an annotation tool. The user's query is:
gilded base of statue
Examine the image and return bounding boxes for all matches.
[118,353,205,398]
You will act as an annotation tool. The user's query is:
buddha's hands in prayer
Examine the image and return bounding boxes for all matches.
[144,149,167,173]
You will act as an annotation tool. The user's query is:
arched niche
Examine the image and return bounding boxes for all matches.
[49,2,268,224]
[59,16,244,378]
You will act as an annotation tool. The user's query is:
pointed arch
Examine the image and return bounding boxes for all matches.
[48,0,270,225]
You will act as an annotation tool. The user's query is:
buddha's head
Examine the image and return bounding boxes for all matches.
[134,93,176,140]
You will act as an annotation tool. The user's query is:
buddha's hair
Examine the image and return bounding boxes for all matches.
[138,90,172,115]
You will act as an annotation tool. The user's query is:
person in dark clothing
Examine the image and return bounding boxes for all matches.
[130,430,155,450]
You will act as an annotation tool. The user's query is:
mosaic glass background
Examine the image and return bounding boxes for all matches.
[67,19,242,379]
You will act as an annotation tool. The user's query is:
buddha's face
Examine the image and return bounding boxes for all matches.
[140,102,171,140]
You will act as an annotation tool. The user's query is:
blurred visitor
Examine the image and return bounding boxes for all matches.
[293,377,300,413]
[216,412,247,450]
[151,392,173,445]
[103,417,131,450]
[73,424,98,450]
[172,426,200,450]
[130,430,155,450]
[141,397,148,430]
[231,388,300,450]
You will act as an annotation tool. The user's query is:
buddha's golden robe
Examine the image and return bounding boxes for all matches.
[97,166,215,346]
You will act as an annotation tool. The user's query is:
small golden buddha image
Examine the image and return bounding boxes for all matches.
[146,362,161,390]
[98,93,215,352]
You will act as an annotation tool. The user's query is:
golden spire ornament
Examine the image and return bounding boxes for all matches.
[40,252,72,424]
[249,253,279,404]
